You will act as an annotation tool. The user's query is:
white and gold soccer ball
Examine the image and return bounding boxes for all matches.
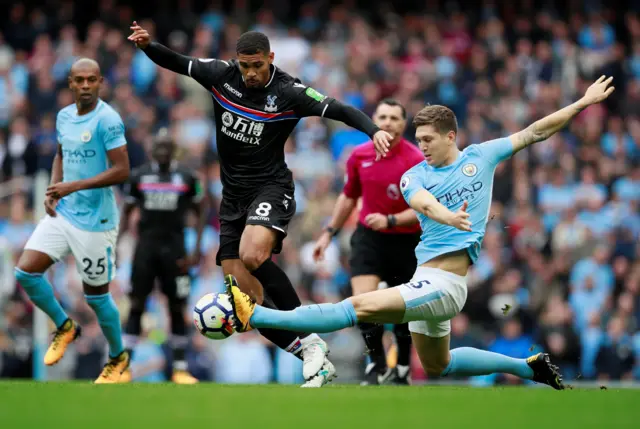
[193,293,236,340]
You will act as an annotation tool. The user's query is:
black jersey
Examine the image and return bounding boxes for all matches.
[125,163,203,240]
[187,58,334,201]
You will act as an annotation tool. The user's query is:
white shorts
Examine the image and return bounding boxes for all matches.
[24,215,118,286]
[398,266,468,338]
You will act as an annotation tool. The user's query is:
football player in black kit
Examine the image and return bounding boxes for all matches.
[128,21,393,387]
[119,129,206,384]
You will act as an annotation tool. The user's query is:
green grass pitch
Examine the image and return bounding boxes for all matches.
[0,382,638,429]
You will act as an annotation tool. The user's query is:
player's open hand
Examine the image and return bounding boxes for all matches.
[44,197,58,217]
[46,182,77,200]
[312,233,332,262]
[365,213,389,231]
[372,130,392,161]
[448,200,472,232]
[128,21,151,49]
[582,75,615,106]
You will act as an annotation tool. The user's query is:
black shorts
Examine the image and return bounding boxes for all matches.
[130,238,191,303]
[349,223,421,285]
[216,184,296,265]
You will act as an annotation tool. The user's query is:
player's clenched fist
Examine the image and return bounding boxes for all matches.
[128,21,151,49]
[448,200,472,232]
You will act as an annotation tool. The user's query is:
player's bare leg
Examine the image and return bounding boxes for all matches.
[411,331,564,389]
[15,249,81,366]
[222,259,265,304]
[223,258,334,385]
[85,282,130,384]
[229,281,564,389]
[231,226,338,388]
[410,332,451,377]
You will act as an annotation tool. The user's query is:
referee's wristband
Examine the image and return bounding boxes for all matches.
[325,226,340,237]
[387,215,397,228]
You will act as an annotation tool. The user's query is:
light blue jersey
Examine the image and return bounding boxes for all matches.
[400,137,513,265]
[55,99,126,232]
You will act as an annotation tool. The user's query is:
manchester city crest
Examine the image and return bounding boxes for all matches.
[81,131,92,143]
[462,163,478,177]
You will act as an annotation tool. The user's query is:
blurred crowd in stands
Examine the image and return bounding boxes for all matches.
[0,0,639,384]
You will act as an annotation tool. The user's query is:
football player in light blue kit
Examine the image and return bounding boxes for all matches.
[228,76,616,389]
[14,58,131,383]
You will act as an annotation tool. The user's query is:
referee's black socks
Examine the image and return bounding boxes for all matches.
[359,322,387,370]
[394,322,412,367]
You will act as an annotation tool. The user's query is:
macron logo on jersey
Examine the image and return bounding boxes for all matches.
[224,83,242,98]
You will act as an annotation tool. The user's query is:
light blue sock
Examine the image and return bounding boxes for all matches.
[442,347,534,379]
[250,299,358,333]
[85,293,124,358]
[15,268,68,328]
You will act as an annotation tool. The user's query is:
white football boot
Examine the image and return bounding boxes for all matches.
[300,334,330,379]
[299,334,336,387]
[301,358,337,388]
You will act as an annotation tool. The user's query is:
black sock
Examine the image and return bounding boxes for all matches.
[394,323,412,367]
[252,259,309,342]
[170,305,189,371]
[252,259,302,310]
[360,322,386,370]
[257,296,303,360]
[124,307,144,360]
[125,308,143,337]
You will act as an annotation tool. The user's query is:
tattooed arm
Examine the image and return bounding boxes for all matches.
[509,75,615,154]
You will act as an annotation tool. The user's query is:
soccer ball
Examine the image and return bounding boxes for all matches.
[193,293,236,340]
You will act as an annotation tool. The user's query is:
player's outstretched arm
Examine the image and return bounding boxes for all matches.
[290,85,392,160]
[323,101,392,160]
[408,190,472,232]
[128,21,191,75]
[509,75,615,154]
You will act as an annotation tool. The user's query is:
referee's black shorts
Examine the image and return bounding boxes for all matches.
[349,223,421,286]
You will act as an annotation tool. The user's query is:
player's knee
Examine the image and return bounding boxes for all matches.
[16,250,51,275]
[424,356,451,377]
[350,294,383,320]
[239,248,270,272]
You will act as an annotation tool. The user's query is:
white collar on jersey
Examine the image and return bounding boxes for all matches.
[265,64,277,87]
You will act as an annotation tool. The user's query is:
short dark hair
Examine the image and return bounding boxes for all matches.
[412,105,458,135]
[236,31,270,55]
[377,98,406,119]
